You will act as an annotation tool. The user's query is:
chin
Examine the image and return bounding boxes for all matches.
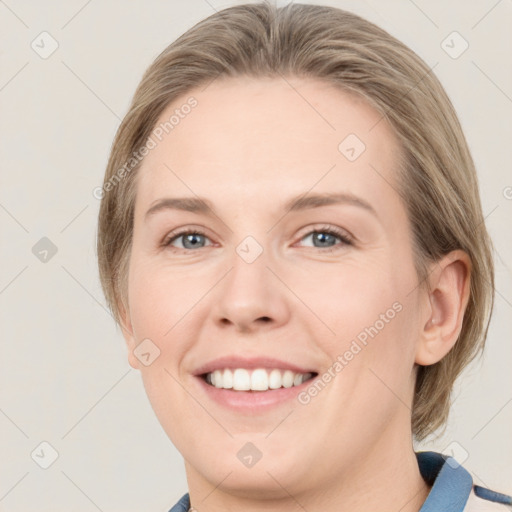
[183,438,313,497]
[203,462,307,500]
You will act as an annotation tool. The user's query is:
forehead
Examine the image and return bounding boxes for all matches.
[134,76,403,220]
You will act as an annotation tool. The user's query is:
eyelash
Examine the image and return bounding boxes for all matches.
[161,225,353,253]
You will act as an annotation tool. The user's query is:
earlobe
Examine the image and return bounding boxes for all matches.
[118,300,140,370]
[415,250,471,366]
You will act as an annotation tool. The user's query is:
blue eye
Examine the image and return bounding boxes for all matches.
[298,227,353,251]
[163,230,210,250]
[162,225,352,252]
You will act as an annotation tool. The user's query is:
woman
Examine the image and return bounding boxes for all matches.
[96,2,511,510]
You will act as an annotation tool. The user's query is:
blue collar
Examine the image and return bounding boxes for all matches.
[168,451,473,512]
[417,451,473,511]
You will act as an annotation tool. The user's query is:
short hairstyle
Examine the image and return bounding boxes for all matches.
[97,1,494,440]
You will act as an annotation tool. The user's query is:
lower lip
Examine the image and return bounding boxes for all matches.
[194,375,315,412]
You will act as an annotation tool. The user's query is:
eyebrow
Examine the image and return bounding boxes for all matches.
[144,192,378,219]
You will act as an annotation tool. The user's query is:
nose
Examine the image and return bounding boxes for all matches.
[211,242,290,334]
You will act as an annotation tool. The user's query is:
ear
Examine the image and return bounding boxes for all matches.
[415,250,471,366]
[118,300,140,370]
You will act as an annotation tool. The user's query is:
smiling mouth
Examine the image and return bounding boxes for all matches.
[201,368,318,392]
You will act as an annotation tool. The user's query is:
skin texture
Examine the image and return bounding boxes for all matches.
[119,76,471,512]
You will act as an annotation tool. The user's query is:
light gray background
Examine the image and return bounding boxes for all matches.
[0,0,511,510]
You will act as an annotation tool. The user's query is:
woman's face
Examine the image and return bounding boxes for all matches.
[122,77,428,496]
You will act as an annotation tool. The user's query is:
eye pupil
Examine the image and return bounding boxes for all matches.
[314,232,335,247]
[184,233,203,248]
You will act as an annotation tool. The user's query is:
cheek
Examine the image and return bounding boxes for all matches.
[298,253,419,384]
[127,253,205,341]
[126,258,202,447]
[291,258,401,344]
[126,256,197,419]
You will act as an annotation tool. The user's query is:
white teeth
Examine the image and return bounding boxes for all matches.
[222,369,233,389]
[251,369,268,391]
[293,373,304,386]
[213,369,223,389]
[233,369,251,390]
[204,368,313,391]
[282,370,294,388]
[268,369,282,389]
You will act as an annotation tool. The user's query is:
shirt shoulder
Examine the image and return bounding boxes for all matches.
[167,493,190,512]
[464,486,512,511]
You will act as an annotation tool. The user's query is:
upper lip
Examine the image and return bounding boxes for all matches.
[193,356,317,376]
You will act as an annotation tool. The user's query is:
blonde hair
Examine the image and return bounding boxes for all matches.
[97,1,494,440]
